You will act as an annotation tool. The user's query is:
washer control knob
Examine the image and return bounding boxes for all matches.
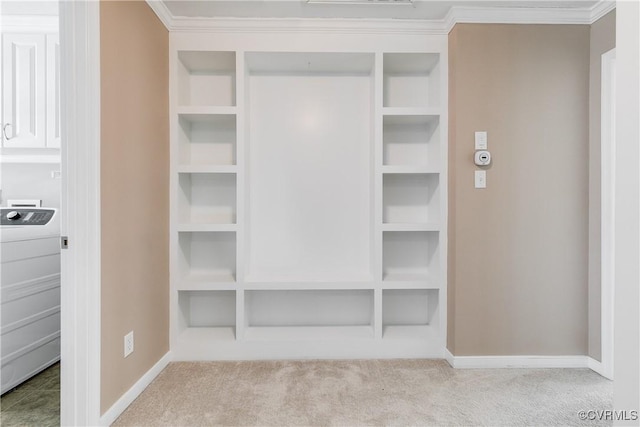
[7,210,21,220]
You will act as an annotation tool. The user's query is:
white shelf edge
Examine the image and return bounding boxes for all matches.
[177,106,237,116]
[382,324,438,341]
[244,325,374,341]
[177,281,238,291]
[177,165,238,174]
[381,165,440,174]
[242,281,376,290]
[381,223,440,232]
[177,224,237,232]
[178,273,237,286]
[381,107,440,116]
[381,281,441,290]
[178,327,236,342]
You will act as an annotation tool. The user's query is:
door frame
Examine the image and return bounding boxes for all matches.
[59,0,102,424]
[600,47,615,380]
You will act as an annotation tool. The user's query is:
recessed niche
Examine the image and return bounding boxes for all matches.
[383,53,440,108]
[177,232,236,282]
[177,51,236,107]
[178,173,236,224]
[383,173,440,224]
[383,115,440,167]
[178,114,236,166]
[382,231,439,282]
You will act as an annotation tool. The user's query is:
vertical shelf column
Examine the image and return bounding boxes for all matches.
[373,52,384,340]
[235,51,246,340]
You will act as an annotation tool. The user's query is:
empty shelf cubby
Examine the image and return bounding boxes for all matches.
[177,51,236,107]
[178,290,236,340]
[383,53,440,108]
[383,115,440,168]
[383,173,440,225]
[382,231,440,283]
[382,289,439,340]
[178,114,236,166]
[177,232,236,283]
[178,172,236,224]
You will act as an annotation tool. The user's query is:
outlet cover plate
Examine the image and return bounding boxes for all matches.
[124,331,134,358]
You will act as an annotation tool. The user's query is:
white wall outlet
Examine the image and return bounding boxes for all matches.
[475,131,488,150]
[475,170,487,189]
[124,331,134,358]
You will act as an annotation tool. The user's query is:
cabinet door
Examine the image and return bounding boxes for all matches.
[1,34,46,148]
[46,34,60,148]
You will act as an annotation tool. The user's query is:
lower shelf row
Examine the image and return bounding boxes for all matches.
[177,230,441,283]
[177,288,440,341]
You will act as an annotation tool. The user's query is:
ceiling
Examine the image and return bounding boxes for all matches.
[162,0,600,20]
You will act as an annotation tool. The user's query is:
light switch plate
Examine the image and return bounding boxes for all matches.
[475,131,488,150]
[475,170,487,188]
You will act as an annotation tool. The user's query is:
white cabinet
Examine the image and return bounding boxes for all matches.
[1,33,59,149]
[170,33,447,360]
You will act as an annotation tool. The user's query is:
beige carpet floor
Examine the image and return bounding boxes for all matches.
[113,359,612,426]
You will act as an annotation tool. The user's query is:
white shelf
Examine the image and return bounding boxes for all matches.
[382,107,440,116]
[177,106,237,116]
[244,325,374,341]
[171,43,446,360]
[383,53,440,109]
[178,327,236,343]
[178,276,237,291]
[382,324,438,341]
[177,51,236,107]
[177,165,237,174]
[178,290,236,332]
[382,231,440,282]
[383,173,440,224]
[178,173,236,224]
[382,114,440,168]
[245,289,374,328]
[242,281,375,291]
[177,224,237,232]
[177,232,236,282]
[382,289,439,340]
[177,113,237,166]
[381,223,439,232]
[381,165,439,174]
[382,279,441,290]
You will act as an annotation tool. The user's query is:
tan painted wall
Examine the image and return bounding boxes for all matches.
[448,24,590,355]
[100,0,169,413]
[588,11,616,362]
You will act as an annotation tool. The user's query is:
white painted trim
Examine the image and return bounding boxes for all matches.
[0,154,60,164]
[99,352,172,426]
[0,15,58,33]
[444,349,455,368]
[588,357,607,378]
[144,0,173,30]
[169,17,447,35]
[590,1,616,23]
[447,355,591,369]
[600,48,616,381]
[146,1,615,34]
[59,0,102,425]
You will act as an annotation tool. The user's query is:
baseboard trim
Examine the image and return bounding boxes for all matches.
[99,351,172,426]
[445,352,592,369]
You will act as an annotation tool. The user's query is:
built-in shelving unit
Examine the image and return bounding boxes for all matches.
[171,33,447,360]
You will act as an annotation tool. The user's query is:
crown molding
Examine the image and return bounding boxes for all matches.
[0,15,58,33]
[168,16,447,35]
[145,0,173,31]
[590,0,616,23]
[146,0,616,35]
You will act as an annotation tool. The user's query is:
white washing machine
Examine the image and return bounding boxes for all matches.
[0,207,60,394]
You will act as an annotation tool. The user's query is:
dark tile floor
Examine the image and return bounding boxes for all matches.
[0,363,60,427]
